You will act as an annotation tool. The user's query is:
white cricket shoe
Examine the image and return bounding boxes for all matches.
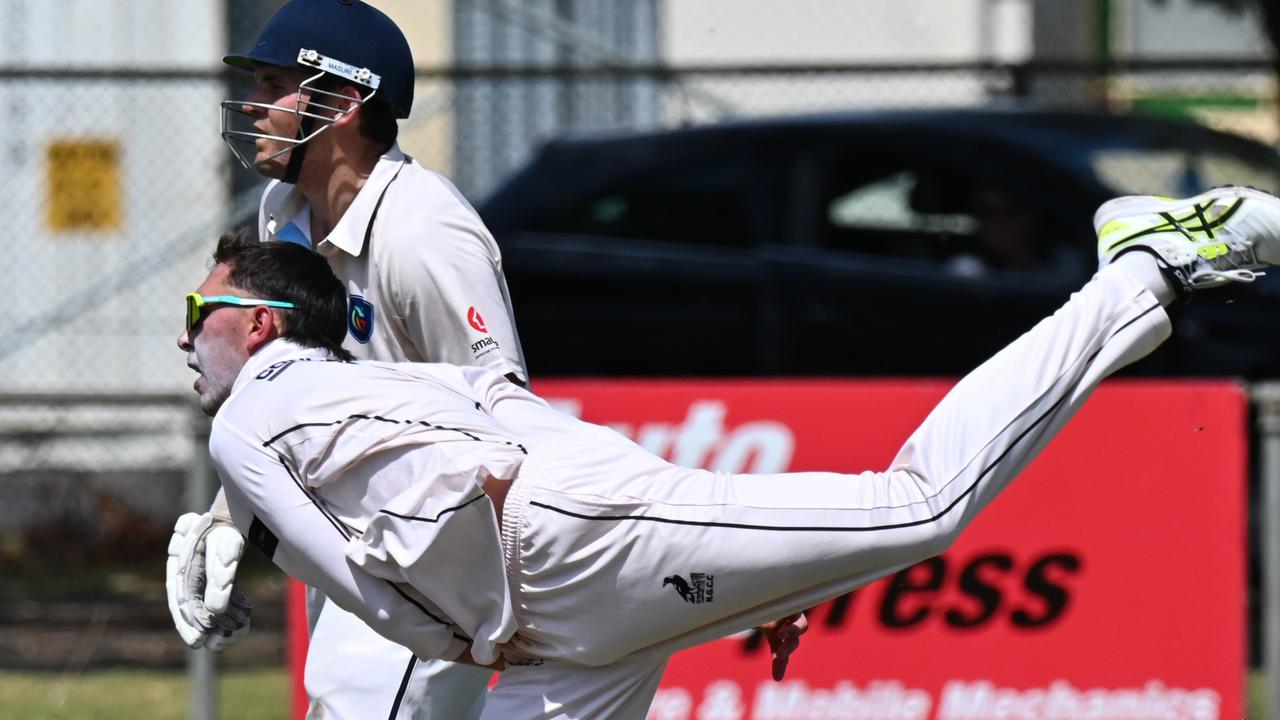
[1095,186,1280,291]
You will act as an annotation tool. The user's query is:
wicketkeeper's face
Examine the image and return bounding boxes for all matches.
[240,65,312,179]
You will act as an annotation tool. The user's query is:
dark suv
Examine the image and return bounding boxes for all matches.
[480,108,1280,378]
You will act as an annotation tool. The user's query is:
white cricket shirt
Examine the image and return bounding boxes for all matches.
[257,143,527,380]
[210,340,528,664]
[211,340,675,666]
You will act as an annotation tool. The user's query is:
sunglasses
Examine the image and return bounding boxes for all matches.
[185,292,297,332]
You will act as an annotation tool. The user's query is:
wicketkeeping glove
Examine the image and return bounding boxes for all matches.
[165,511,254,651]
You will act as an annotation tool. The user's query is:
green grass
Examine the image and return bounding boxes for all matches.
[1249,670,1269,720]
[0,668,289,720]
[0,668,1269,720]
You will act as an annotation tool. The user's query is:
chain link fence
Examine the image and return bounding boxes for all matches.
[0,0,1275,396]
[0,0,1276,705]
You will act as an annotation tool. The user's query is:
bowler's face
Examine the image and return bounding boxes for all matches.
[177,264,253,416]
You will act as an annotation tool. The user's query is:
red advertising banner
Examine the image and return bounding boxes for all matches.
[288,379,1246,720]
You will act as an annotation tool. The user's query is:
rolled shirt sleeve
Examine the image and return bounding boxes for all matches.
[344,442,521,665]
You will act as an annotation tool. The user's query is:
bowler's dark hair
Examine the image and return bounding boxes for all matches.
[213,230,354,361]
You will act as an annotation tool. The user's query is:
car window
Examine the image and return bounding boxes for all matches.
[819,160,1084,281]
[829,170,977,236]
[526,163,754,248]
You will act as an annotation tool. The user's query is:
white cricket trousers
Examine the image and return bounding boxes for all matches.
[304,590,491,719]
[482,263,1172,720]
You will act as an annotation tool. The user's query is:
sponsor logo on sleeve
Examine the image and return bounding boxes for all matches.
[467,306,502,358]
[467,306,488,333]
[348,295,375,344]
[471,335,500,358]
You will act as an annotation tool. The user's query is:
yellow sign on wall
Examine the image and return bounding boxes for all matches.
[46,139,122,232]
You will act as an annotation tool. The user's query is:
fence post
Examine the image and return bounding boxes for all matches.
[1255,382,1280,720]
[187,405,218,720]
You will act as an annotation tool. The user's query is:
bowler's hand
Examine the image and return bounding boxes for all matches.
[760,612,809,681]
[165,512,254,651]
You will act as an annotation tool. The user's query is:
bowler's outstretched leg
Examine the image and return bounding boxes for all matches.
[485,188,1280,720]
[498,186,1280,675]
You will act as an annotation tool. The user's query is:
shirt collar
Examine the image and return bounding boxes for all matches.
[230,338,336,396]
[316,143,407,258]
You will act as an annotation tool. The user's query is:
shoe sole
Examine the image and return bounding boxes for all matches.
[1093,186,1280,262]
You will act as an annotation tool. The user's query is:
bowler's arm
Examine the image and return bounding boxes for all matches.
[211,439,473,663]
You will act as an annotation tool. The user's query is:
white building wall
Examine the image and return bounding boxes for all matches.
[0,0,229,394]
[1114,0,1275,142]
[660,0,1272,124]
[0,0,222,67]
[666,0,1030,64]
[1120,0,1269,58]
[661,0,1031,118]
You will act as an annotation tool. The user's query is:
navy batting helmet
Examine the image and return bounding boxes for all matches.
[224,0,414,118]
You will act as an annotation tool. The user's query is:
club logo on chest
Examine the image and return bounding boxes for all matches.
[348,295,375,344]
